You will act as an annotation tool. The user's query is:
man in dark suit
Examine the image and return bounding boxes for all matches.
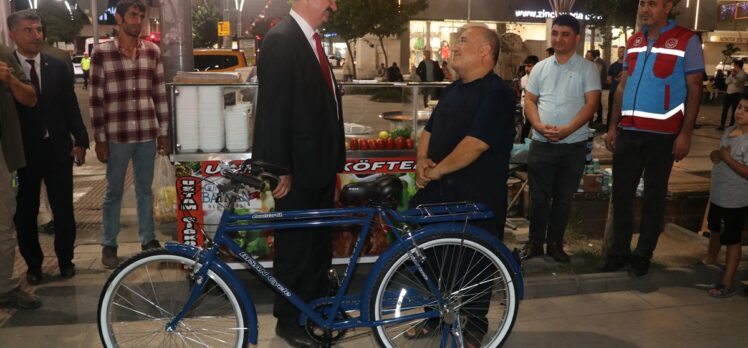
[7,10,89,285]
[416,49,445,107]
[37,18,79,236]
[251,0,344,346]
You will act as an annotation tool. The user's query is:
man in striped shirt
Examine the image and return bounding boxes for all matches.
[90,0,169,268]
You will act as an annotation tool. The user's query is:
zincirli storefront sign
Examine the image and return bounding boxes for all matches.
[514,9,602,21]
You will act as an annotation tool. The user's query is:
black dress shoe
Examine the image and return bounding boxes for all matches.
[60,263,76,279]
[546,241,571,263]
[26,269,42,285]
[628,255,650,277]
[600,256,628,272]
[522,240,544,259]
[275,323,319,347]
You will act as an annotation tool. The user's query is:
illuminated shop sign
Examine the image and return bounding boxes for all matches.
[514,9,602,21]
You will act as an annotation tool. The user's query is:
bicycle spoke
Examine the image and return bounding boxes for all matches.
[100,252,246,348]
[372,235,518,348]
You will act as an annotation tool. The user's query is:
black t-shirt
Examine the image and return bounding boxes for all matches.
[410,72,515,235]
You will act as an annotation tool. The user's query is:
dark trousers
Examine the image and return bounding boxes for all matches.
[82,70,89,89]
[609,130,676,260]
[272,180,334,325]
[593,92,604,124]
[721,92,740,127]
[606,88,617,126]
[15,142,75,271]
[527,140,586,244]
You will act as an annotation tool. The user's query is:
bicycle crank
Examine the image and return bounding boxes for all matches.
[305,303,350,345]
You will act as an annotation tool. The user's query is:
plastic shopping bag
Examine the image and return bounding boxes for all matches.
[152,154,177,222]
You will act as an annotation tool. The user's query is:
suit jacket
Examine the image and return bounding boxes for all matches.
[0,44,27,171]
[41,44,75,82]
[252,15,344,189]
[14,52,88,162]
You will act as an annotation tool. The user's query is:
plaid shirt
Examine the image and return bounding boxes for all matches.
[89,38,168,143]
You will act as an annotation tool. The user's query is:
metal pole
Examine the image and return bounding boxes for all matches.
[159,0,194,82]
[467,0,471,22]
[236,8,242,48]
[92,0,99,49]
[223,0,231,48]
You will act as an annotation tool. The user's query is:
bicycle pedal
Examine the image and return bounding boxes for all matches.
[512,248,526,264]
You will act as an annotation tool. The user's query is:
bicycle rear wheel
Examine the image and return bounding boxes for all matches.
[370,232,518,347]
[97,249,248,347]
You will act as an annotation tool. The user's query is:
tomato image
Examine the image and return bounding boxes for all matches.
[375,138,385,150]
[358,138,369,150]
[385,137,395,150]
[394,136,405,150]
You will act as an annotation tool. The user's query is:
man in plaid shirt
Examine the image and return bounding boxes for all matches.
[90,0,169,268]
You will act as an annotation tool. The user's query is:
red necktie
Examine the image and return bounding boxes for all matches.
[313,33,334,94]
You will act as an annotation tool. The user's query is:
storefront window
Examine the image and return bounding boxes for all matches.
[409,20,497,70]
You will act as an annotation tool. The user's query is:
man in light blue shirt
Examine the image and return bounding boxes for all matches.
[523,14,600,262]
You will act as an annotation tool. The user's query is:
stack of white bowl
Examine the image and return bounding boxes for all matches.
[198,86,225,152]
[176,86,199,152]
[224,102,252,152]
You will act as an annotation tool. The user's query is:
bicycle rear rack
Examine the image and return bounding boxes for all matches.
[399,202,494,223]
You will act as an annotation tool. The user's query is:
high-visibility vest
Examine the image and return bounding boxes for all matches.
[620,22,695,134]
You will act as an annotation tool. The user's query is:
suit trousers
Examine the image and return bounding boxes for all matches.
[15,139,76,271]
[610,130,675,261]
[0,143,20,293]
[272,180,334,325]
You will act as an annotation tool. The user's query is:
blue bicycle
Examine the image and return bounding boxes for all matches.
[97,160,524,347]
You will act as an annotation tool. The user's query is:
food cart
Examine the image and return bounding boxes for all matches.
[168,81,447,265]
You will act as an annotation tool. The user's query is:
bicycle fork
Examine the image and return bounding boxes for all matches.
[165,246,219,332]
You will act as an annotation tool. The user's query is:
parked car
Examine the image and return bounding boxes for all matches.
[328,55,343,67]
[193,49,248,72]
[72,55,83,77]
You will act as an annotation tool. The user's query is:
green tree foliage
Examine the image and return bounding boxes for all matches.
[722,43,741,61]
[324,0,372,79]
[367,0,427,67]
[325,0,426,77]
[37,1,86,44]
[579,0,638,66]
[192,1,221,48]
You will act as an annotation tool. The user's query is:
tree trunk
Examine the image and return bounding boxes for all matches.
[345,40,356,79]
[379,36,388,69]
[602,19,641,256]
[602,26,612,67]
[602,195,614,256]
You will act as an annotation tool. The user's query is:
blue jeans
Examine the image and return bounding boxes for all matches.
[102,141,156,247]
[527,140,587,244]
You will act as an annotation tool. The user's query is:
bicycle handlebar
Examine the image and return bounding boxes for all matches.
[221,170,264,190]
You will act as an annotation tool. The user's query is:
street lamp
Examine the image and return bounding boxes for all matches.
[548,0,576,15]
[235,0,245,40]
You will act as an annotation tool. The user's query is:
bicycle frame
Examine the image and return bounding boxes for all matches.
[163,201,524,346]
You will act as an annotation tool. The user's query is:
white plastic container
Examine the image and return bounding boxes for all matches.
[176,86,199,152]
[224,102,252,152]
[198,86,225,152]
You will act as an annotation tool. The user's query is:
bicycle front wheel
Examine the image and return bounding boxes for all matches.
[370,232,518,348]
[97,249,248,347]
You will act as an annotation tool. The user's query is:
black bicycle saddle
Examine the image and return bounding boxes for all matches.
[339,175,403,208]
